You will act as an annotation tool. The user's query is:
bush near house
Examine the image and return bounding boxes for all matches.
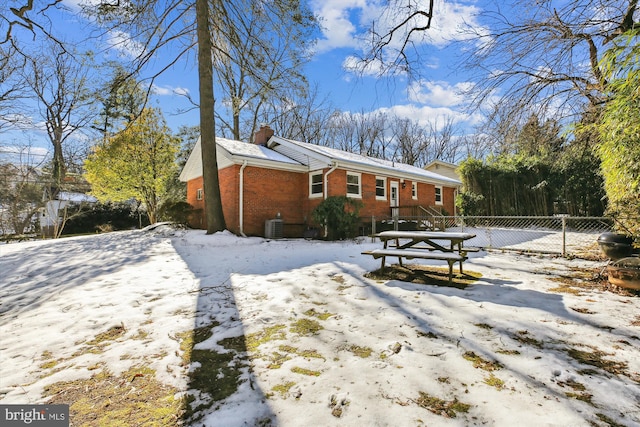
[157,201,194,225]
[62,202,146,234]
[312,196,363,240]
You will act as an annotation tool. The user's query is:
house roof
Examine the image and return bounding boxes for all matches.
[180,135,461,187]
[268,136,461,186]
[425,159,458,169]
[179,137,304,182]
[424,159,461,182]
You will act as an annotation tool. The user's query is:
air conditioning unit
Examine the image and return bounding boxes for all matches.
[265,219,284,239]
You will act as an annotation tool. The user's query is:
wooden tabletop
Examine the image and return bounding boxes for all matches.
[375,231,476,240]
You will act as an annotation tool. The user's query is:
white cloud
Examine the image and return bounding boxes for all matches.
[378,103,483,130]
[310,0,488,54]
[408,80,474,107]
[311,0,379,53]
[105,30,146,59]
[152,85,190,97]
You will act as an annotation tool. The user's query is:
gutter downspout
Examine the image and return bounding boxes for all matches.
[239,161,248,237]
[321,162,338,238]
[324,161,338,200]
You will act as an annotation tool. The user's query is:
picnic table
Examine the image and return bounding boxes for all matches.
[362,230,478,282]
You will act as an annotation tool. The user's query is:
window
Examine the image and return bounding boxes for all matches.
[196,188,203,201]
[412,182,418,200]
[309,172,323,197]
[375,177,386,200]
[346,172,361,197]
[435,186,443,205]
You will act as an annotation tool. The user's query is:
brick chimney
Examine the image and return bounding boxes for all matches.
[253,124,274,145]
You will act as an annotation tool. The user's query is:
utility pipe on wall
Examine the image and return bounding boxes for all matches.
[324,161,338,200]
[239,161,248,237]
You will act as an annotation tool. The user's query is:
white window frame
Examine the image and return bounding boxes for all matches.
[375,176,387,200]
[309,171,324,198]
[196,188,203,201]
[346,171,362,198]
[435,185,443,205]
[412,182,418,200]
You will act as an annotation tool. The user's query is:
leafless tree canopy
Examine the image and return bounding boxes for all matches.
[18,40,96,185]
[354,0,435,78]
[461,0,640,127]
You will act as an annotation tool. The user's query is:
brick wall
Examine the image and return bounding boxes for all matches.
[241,166,306,236]
[185,176,205,229]
[186,165,458,236]
[220,166,240,233]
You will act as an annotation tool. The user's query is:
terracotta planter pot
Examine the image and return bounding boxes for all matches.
[607,257,640,290]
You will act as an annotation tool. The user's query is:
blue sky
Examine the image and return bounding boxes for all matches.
[150,0,490,134]
[1,0,493,162]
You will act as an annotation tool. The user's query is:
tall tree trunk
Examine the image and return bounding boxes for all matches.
[196,0,226,234]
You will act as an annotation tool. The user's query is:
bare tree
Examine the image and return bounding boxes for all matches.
[1,1,70,48]
[262,84,336,144]
[0,44,29,132]
[389,116,429,166]
[461,0,640,126]
[0,139,45,235]
[354,0,435,77]
[425,116,462,164]
[211,1,317,142]
[81,0,319,233]
[19,40,96,188]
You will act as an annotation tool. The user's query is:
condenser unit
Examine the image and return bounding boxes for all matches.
[264,219,284,239]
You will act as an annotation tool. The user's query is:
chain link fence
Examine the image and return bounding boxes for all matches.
[367,215,630,259]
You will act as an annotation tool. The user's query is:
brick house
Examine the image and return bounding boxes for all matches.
[179,125,462,237]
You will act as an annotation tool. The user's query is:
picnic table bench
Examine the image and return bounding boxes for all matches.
[362,230,477,282]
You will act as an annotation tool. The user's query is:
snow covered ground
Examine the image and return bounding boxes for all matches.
[1,227,639,426]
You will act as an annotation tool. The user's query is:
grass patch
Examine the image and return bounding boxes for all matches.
[266,352,291,369]
[131,329,150,341]
[176,324,215,364]
[414,392,471,418]
[596,413,628,427]
[512,330,544,349]
[291,366,321,376]
[39,359,59,370]
[344,344,373,358]
[271,381,296,398]
[72,324,129,357]
[417,330,439,339]
[474,323,493,330]
[566,347,628,377]
[290,318,323,336]
[264,344,326,369]
[175,322,250,422]
[570,307,596,314]
[364,264,481,289]
[496,349,520,355]
[548,281,582,295]
[463,351,502,371]
[483,374,504,390]
[181,325,249,423]
[44,366,183,426]
[86,324,126,346]
[566,392,593,404]
[304,308,335,320]
[331,275,346,284]
[278,345,325,361]
[245,324,287,352]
